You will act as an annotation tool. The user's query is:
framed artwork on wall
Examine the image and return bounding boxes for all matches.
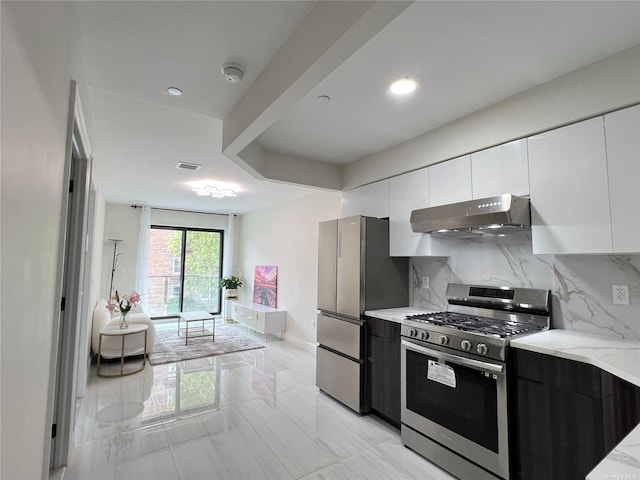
[253,265,278,307]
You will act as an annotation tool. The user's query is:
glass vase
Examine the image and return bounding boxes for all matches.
[119,312,129,329]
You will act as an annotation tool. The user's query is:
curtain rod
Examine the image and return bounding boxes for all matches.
[130,204,234,217]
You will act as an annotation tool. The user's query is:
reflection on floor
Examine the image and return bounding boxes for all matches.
[66,321,456,479]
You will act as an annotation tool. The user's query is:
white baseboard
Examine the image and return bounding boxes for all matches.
[281,332,317,354]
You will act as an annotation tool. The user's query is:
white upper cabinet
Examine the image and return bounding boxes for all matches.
[428,155,472,207]
[341,188,361,217]
[471,139,529,198]
[341,179,389,218]
[604,104,640,253]
[389,168,450,257]
[360,179,389,218]
[528,117,612,254]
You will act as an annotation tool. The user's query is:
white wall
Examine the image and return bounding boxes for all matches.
[89,189,107,313]
[235,190,341,347]
[76,186,106,396]
[102,204,142,299]
[344,44,640,189]
[0,2,87,478]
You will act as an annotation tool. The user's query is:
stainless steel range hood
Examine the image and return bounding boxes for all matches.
[410,194,531,239]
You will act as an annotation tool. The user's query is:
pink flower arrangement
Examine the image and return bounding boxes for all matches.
[107,290,141,315]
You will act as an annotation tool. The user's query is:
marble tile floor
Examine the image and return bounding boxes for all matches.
[65,321,456,480]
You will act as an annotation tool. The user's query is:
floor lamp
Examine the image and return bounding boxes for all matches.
[108,238,123,299]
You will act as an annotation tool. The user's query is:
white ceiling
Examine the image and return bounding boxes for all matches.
[258,1,640,165]
[77,1,640,214]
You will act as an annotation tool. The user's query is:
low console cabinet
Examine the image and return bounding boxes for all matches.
[230,301,286,342]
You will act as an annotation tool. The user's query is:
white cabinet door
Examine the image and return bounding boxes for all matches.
[360,179,389,218]
[605,105,640,253]
[341,188,361,217]
[428,155,472,207]
[471,139,529,198]
[341,180,389,218]
[528,117,612,254]
[389,168,450,257]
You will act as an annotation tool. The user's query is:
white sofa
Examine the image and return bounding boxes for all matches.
[91,299,156,359]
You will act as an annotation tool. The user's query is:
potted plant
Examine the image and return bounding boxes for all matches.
[220,275,242,299]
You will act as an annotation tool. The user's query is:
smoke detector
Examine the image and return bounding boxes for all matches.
[222,63,245,84]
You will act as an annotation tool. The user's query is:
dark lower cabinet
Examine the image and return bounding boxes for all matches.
[510,348,640,480]
[367,316,401,428]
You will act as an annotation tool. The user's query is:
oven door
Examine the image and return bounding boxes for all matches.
[401,339,509,480]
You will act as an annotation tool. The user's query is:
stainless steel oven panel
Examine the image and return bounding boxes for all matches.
[448,304,550,329]
[401,321,507,361]
[317,314,362,360]
[401,339,510,480]
[445,283,550,313]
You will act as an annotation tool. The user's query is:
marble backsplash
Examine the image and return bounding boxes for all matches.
[411,235,640,340]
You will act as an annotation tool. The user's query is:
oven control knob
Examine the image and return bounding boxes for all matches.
[461,340,472,351]
[420,331,429,341]
[476,343,489,355]
[439,335,449,346]
[409,329,418,337]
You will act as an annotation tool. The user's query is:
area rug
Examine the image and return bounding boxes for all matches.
[148,324,264,365]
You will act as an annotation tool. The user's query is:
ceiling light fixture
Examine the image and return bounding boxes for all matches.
[389,77,417,95]
[316,95,331,103]
[188,180,239,199]
[192,185,237,198]
[167,87,183,96]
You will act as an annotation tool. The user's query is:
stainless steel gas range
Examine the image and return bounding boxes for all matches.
[400,283,551,480]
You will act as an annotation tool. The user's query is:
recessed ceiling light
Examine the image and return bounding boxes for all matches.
[389,77,417,95]
[167,87,183,96]
[316,95,331,103]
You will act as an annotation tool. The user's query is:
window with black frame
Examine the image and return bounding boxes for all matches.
[146,226,224,318]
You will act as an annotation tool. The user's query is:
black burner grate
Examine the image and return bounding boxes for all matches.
[406,312,544,338]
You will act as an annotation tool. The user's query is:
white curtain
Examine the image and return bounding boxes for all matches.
[223,214,235,278]
[135,205,151,310]
[222,214,236,318]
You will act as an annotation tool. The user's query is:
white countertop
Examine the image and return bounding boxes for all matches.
[510,329,640,388]
[364,307,434,323]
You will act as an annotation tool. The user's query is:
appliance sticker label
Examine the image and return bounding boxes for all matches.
[427,360,456,388]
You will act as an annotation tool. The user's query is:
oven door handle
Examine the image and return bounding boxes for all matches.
[401,339,504,375]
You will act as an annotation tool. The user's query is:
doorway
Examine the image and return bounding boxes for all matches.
[48,81,93,473]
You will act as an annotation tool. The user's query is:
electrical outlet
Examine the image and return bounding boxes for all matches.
[422,276,430,289]
[612,285,630,305]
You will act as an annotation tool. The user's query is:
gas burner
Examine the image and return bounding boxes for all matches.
[402,285,550,362]
[406,311,544,338]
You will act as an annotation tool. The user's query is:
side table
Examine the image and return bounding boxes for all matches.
[224,296,238,323]
[97,324,148,378]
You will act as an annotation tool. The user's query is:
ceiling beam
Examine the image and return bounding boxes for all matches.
[222,0,412,189]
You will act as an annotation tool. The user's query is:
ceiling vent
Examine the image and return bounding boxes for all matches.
[176,162,202,171]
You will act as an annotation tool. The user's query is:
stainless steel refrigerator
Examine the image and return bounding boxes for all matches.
[316,215,409,413]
